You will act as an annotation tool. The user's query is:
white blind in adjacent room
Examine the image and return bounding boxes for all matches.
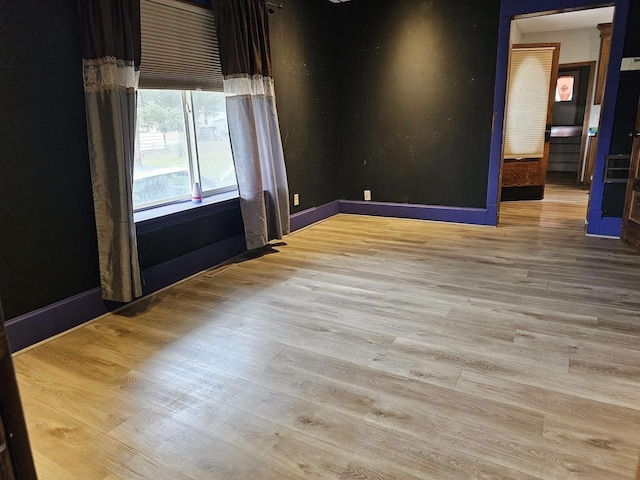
[139,0,223,91]
[503,47,554,159]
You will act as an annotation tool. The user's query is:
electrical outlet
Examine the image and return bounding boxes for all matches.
[364,190,372,201]
[293,193,300,206]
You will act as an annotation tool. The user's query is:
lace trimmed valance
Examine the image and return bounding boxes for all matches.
[82,56,138,93]
[223,74,275,98]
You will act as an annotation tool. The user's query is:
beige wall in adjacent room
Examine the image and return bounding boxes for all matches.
[520,27,602,128]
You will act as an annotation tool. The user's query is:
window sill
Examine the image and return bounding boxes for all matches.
[134,189,240,235]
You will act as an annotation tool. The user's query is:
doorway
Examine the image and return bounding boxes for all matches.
[621,97,640,250]
[486,0,630,237]
[501,7,613,216]
[552,62,596,185]
[542,60,596,211]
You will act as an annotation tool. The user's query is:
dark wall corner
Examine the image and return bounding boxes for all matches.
[270,0,341,213]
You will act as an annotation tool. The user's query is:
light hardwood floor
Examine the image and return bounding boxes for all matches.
[14,180,640,479]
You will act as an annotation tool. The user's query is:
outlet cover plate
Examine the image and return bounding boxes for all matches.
[293,193,300,206]
[364,190,372,201]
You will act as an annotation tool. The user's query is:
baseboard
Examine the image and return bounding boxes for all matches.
[592,217,622,238]
[338,200,491,225]
[5,233,246,352]
[290,200,340,232]
[7,199,491,351]
[586,212,622,238]
[587,217,622,238]
[5,287,108,353]
[485,203,498,226]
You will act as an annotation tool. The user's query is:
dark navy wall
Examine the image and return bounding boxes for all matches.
[270,0,340,213]
[609,0,640,156]
[602,0,639,218]
[335,0,501,208]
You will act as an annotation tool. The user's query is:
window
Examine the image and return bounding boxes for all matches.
[504,46,556,159]
[133,89,235,210]
[134,0,231,211]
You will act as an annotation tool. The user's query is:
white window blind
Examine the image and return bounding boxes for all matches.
[503,47,555,159]
[139,0,223,91]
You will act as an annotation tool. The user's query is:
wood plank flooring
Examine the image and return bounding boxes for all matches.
[14,180,640,479]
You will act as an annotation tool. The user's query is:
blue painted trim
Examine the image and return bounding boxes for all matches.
[592,216,623,238]
[338,201,490,225]
[5,233,246,352]
[587,0,630,235]
[490,0,630,237]
[5,287,107,353]
[486,203,499,226]
[290,201,340,232]
[486,14,512,225]
[290,199,491,227]
[5,196,495,351]
[500,0,612,16]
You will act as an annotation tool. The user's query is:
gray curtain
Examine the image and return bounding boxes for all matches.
[212,0,290,250]
[78,0,143,302]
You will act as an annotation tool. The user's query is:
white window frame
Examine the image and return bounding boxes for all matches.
[133,88,237,214]
[134,0,233,221]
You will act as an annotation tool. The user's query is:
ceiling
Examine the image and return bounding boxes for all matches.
[515,6,615,33]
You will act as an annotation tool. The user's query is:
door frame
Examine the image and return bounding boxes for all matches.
[486,0,630,237]
[620,96,640,248]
